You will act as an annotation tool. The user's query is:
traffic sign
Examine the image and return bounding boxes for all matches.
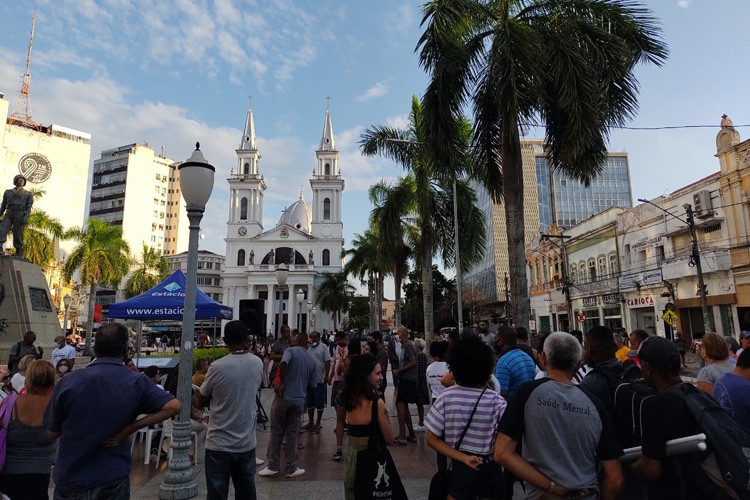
[662,310,678,326]
[576,312,587,323]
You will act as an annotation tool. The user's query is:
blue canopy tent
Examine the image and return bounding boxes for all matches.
[108,270,232,362]
[108,269,232,320]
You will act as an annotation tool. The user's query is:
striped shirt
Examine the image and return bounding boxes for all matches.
[494,348,536,398]
[424,385,506,455]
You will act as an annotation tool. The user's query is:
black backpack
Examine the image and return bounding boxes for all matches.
[674,384,750,500]
[595,360,654,448]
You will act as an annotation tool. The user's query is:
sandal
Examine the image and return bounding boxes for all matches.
[393,438,407,445]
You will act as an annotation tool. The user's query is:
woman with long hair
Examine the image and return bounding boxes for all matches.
[0,359,57,500]
[342,353,394,500]
[333,338,361,461]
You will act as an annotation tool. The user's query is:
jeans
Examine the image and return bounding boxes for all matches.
[205,448,257,500]
[266,396,304,474]
[54,477,129,500]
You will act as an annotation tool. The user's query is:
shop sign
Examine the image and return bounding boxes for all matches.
[631,236,664,253]
[555,304,568,312]
[642,270,663,285]
[627,296,654,308]
[618,269,663,290]
[576,312,587,322]
[602,293,622,304]
[582,296,598,307]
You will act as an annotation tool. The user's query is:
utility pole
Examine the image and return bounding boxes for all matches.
[453,179,464,330]
[541,233,573,332]
[684,203,713,335]
[504,272,511,325]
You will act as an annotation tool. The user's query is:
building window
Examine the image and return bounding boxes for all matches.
[598,257,607,278]
[324,162,331,175]
[323,198,331,220]
[588,260,597,281]
[609,254,618,275]
[244,162,250,174]
[322,249,330,266]
[237,249,245,266]
[240,197,248,220]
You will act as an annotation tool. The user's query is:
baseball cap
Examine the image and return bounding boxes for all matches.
[638,336,681,372]
[740,331,750,339]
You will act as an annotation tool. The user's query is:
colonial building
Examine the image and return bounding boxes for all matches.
[223,105,344,335]
[716,115,750,331]
[166,250,225,303]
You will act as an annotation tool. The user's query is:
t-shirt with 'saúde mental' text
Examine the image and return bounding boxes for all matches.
[200,352,263,453]
[497,378,622,499]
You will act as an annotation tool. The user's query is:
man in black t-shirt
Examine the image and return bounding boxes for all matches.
[631,337,702,499]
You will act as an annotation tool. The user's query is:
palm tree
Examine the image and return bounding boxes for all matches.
[316,271,354,330]
[125,243,171,298]
[63,218,130,355]
[417,0,668,329]
[360,97,486,343]
[343,230,388,333]
[368,180,414,328]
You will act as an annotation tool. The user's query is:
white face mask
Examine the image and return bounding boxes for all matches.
[58,365,69,374]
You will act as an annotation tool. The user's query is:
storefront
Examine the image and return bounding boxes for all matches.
[675,293,737,339]
[574,294,624,332]
[626,296,657,336]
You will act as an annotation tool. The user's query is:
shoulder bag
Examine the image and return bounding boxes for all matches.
[428,388,489,500]
[0,394,18,470]
[354,399,408,500]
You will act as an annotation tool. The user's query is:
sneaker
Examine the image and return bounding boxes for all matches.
[413,424,426,433]
[286,467,306,478]
[311,424,321,434]
[333,450,342,461]
[256,457,265,466]
[258,467,279,476]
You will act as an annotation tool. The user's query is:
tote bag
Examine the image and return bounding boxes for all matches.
[354,399,408,500]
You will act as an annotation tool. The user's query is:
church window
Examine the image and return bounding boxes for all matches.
[237,249,245,266]
[243,162,250,174]
[322,249,330,266]
[323,198,331,220]
[324,162,331,175]
[240,197,248,220]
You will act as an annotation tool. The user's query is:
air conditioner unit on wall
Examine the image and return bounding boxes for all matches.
[693,190,713,219]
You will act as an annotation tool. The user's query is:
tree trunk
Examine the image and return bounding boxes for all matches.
[394,264,402,328]
[421,226,435,345]
[368,277,376,333]
[85,281,97,356]
[502,135,530,330]
[377,273,384,332]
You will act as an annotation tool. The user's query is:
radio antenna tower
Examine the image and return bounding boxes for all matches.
[10,10,41,130]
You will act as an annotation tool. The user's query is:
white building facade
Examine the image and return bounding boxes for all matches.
[223,105,344,336]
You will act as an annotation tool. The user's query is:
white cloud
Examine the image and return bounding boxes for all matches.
[677,0,691,8]
[356,82,388,102]
[386,114,409,129]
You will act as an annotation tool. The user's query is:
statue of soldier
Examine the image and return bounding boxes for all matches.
[0,175,34,256]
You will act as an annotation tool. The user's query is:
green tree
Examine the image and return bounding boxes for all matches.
[417,0,668,329]
[401,266,456,334]
[63,218,130,354]
[343,230,389,333]
[125,243,171,298]
[316,271,354,330]
[360,96,486,343]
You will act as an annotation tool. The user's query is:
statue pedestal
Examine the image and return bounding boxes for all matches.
[0,257,59,363]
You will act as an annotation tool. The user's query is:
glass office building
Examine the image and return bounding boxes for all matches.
[536,155,632,232]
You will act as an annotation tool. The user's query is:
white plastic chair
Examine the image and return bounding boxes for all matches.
[130,422,161,465]
[155,418,198,469]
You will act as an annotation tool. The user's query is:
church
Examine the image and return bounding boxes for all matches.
[222,104,344,336]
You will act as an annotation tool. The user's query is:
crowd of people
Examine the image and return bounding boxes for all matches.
[4,319,750,500]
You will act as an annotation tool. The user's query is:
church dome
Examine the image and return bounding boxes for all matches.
[277,192,312,233]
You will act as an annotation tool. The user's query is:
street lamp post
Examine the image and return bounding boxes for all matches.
[311,305,317,330]
[159,143,214,499]
[296,289,304,331]
[62,294,71,335]
[276,264,289,338]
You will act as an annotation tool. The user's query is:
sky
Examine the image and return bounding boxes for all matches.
[1,0,749,295]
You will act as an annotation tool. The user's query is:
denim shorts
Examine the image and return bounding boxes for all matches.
[306,382,327,410]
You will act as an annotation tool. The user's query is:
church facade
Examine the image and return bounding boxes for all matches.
[222,105,344,336]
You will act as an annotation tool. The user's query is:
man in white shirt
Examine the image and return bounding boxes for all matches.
[51,336,75,369]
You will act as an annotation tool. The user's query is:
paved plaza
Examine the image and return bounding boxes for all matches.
[129,373,435,498]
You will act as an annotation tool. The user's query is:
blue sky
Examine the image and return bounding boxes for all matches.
[1,0,749,292]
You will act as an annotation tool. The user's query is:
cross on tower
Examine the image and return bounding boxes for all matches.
[248,95,253,108]
[326,95,331,110]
